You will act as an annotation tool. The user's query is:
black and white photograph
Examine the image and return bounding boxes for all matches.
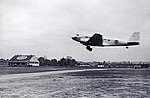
[0,0,150,97]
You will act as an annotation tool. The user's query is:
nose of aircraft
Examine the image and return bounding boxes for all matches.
[72,37,76,41]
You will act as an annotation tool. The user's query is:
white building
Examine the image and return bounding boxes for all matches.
[97,64,105,68]
[9,55,39,67]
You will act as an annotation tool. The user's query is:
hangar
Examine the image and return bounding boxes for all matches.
[9,55,39,67]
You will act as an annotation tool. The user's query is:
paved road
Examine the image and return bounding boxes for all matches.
[0,69,104,81]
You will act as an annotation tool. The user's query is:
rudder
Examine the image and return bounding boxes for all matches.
[129,32,140,42]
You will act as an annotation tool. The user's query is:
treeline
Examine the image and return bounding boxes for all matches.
[38,57,78,67]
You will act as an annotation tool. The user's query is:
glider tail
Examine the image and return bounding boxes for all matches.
[129,32,140,42]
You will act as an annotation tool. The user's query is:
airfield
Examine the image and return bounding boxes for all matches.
[0,67,150,98]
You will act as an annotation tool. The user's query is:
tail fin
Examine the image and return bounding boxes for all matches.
[129,32,140,42]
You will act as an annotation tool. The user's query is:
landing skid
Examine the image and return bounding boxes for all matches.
[86,46,92,51]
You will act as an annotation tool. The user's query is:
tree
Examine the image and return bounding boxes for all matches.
[38,56,78,67]
[71,59,77,66]
[58,57,77,67]
[44,59,51,66]
[59,58,67,66]
[50,59,58,66]
[38,57,45,66]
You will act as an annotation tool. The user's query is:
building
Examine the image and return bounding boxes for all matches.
[97,64,105,68]
[9,55,39,67]
[0,59,6,66]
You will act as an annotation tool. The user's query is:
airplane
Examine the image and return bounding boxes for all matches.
[72,32,140,51]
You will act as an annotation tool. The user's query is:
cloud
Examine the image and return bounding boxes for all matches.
[0,0,150,61]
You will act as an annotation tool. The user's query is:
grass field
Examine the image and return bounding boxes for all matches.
[0,68,150,98]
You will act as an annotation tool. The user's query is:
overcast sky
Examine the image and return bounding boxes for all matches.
[0,0,150,61]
